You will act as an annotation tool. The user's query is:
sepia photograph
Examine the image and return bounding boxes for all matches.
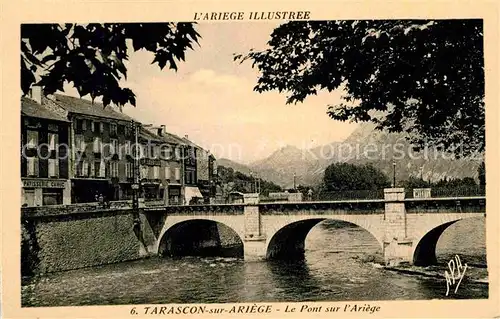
[18,18,489,307]
[2,2,498,317]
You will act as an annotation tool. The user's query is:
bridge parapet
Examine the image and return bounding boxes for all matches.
[258,200,385,215]
[21,205,133,220]
[405,197,486,213]
[146,204,245,215]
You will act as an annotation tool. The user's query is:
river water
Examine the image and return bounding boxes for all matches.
[22,217,488,307]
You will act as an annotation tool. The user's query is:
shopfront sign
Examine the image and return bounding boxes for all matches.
[140,158,161,166]
[22,179,67,189]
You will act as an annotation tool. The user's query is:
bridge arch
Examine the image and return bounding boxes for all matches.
[262,215,384,260]
[156,216,245,257]
[411,214,485,266]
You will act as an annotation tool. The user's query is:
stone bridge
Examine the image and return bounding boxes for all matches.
[21,188,486,273]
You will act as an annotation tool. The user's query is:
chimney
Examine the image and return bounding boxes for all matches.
[157,125,166,136]
[29,86,43,105]
[184,134,189,140]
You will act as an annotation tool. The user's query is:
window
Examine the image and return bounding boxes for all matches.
[110,161,119,178]
[125,162,134,178]
[48,158,58,177]
[174,147,181,160]
[23,189,35,207]
[164,166,171,180]
[153,145,160,158]
[153,166,159,179]
[42,188,63,206]
[124,141,131,155]
[27,157,38,176]
[140,166,148,179]
[92,121,101,133]
[110,139,118,154]
[174,167,181,181]
[27,130,38,149]
[48,133,58,152]
[82,160,89,176]
[75,119,83,132]
[110,123,117,136]
[100,122,104,133]
[161,145,172,159]
[75,135,85,151]
[48,124,58,132]
[94,160,106,177]
[93,137,101,153]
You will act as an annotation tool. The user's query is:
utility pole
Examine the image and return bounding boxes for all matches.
[254,174,258,194]
[293,172,296,191]
[392,161,397,188]
[250,171,254,193]
[180,145,186,205]
[131,121,141,231]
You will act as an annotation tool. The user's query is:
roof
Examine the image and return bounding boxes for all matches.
[139,127,163,143]
[52,94,135,122]
[160,131,187,145]
[21,97,69,122]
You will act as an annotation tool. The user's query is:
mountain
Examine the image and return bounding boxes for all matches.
[215,158,253,175]
[243,122,483,188]
[248,145,322,188]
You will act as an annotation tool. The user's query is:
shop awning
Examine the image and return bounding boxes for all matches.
[185,186,203,204]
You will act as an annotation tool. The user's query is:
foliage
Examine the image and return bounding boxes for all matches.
[237,20,484,156]
[401,176,431,189]
[434,176,478,188]
[21,23,200,106]
[402,175,479,189]
[478,161,486,186]
[322,163,390,191]
[216,166,282,196]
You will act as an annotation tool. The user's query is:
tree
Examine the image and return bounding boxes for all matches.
[21,23,200,107]
[237,20,484,156]
[478,161,486,186]
[323,163,390,191]
[402,176,430,189]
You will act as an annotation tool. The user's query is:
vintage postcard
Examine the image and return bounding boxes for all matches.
[1,0,499,318]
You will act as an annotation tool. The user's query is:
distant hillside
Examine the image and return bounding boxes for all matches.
[215,158,253,175]
[240,122,483,188]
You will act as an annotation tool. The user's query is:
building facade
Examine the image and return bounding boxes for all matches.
[50,94,136,203]
[140,125,185,205]
[22,91,218,206]
[21,95,71,206]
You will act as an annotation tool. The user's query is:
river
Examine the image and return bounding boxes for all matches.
[22,217,488,307]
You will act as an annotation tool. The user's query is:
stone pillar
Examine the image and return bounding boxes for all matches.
[34,188,43,206]
[63,181,71,205]
[163,185,169,206]
[383,188,413,266]
[243,193,267,261]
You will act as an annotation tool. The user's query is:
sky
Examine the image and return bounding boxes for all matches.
[63,22,358,164]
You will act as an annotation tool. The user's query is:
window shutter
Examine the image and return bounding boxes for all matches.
[100,160,106,177]
[48,159,55,177]
[27,157,34,176]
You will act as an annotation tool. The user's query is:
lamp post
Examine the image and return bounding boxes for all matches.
[392,161,396,188]
[250,171,254,193]
[131,121,141,231]
[293,172,296,191]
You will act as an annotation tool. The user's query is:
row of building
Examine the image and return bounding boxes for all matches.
[21,87,216,207]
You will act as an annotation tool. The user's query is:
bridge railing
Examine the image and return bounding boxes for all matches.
[316,189,385,201]
[405,185,486,198]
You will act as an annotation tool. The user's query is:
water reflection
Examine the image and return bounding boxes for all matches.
[22,217,488,307]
